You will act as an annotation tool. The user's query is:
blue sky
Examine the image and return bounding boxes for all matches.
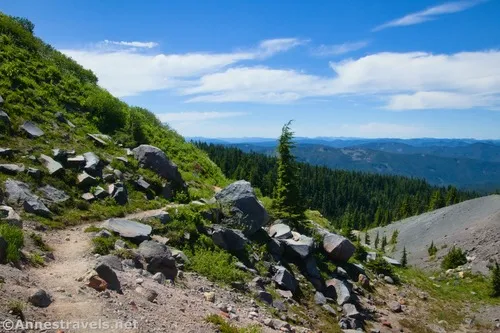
[2,0,500,138]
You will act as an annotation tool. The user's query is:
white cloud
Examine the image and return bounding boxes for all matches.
[183,50,500,110]
[61,38,302,97]
[103,40,159,49]
[373,0,484,31]
[313,41,369,56]
[157,111,248,122]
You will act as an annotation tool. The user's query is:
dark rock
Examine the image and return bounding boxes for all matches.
[67,155,85,168]
[0,206,22,227]
[303,256,321,278]
[255,290,273,305]
[132,145,185,187]
[273,266,298,293]
[77,172,97,189]
[283,234,314,259]
[52,148,74,162]
[269,223,292,239]
[39,154,64,176]
[358,274,370,288]
[0,236,7,263]
[101,218,152,241]
[0,111,10,128]
[26,167,42,179]
[211,225,248,251]
[315,291,327,305]
[24,198,52,217]
[215,180,269,236]
[0,164,25,174]
[54,112,75,128]
[135,176,151,191]
[28,289,52,307]
[81,193,95,202]
[93,186,109,199]
[326,278,351,305]
[97,255,124,272]
[102,173,115,183]
[39,185,70,204]
[339,317,363,330]
[268,238,285,257]
[20,121,44,138]
[94,262,121,292]
[113,169,123,181]
[323,233,355,262]
[88,133,109,146]
[83,152,102,176]
[0,148,14,157]
[137,240,178,279]
[109,183,128,205]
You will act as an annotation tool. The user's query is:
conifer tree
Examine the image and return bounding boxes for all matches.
[401,246,408,268]
[428,241,438,256]
[274,120,304,220]
[381,235,387,252]
[490,261,500,297]
[390,230,399,245]
[365,232,371,246]
[374,231,380,249]
[428,190,445,211]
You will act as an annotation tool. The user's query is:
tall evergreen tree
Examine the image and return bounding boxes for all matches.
[428,190,445,211]
[401,246,408,268]
[390,230,399,245]
[374,231,380,249]
[490,261,500,297]
[274,121,304,220]
[365,232,371,246]
[381,235,387,252]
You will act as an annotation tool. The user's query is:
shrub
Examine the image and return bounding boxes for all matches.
[29,233,52,252]
[0,224,24,263]
[353,241,367,261]
[92,235,118,255]
[84,225,102,233]
[205,314,261,333]
[28,252,45,267]
[441,246,467,270]
[428,241,438,257]
[490,262,500,297]
[366,256,394,276]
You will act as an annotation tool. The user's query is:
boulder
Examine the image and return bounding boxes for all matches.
[52,148,74,162]
[132,145,185,187]
[81,193,95,202]
[26,167,42,179]
[24,198,52,217]
[384,276,394,284]
[39,154,64,176]
[4,179,35,205]
[215,180,269,236]
[268,238,285,257]
[134,176,151,191]
[83,152,101,176]
[314,291,327,305]
[0,206,22,227]
[39,185,70,204]
[109,183,128,205]
[326,278,351,305]
[283,234,314,259]
[152,272,166,284]
[303,256,321,278]
[87,275,108,291]
[0,236,7,263]
[269,223,292,239]
[103,173,115,183]
[94,262,121,292]
[137,240,178,279]
[135,286,158,302]
[67,155,85,168]
[342,303,360,319]
[28,289,52,308]
[0,164,25,175]
[358,274,370,288]
[54,112,75,128]
[273,266,298,293]
[88,133,109,146]
[389,301,402,313]
[170,248,190,264]
[101,218,151,242]
[93,186,109,199]
[114,239,128,251]
[383,256,402,266]
[77,172,97,189]
[20,121,44,138]
[0,148,14,157]
[97,255,124,272]
[323,233,355,262]
[255,290,273,305]
[211,225,248,251]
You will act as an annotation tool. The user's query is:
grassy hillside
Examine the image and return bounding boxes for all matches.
[0,13,227,226]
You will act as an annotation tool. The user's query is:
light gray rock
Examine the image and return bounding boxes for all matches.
[152,272,166,284]
[135,286,158,302]
[269,223,292,239]
[24,198,52,217]
[109,183,128,205]
[77,172,97,189]
[383,256,402,266]
[322,304,336,315]
[20,121,44,138]
[67,155,85,168]
[0,95,3,103]
[342,303,360,318]
[81,193,95,202]
[26,167,42,179]
[323,233,355,262]
[39,185,70,204]
[326,278,351,305]
[52,148,74,162]
[366,252,377,262]
[88,133,109,146]
[97,255,124,272]
[0,164,24,174]
[101,218,151,241]
[28,289,52,307]
[132,145,185,187]
[211,225,248,251]
[114,239,128,250]
[215,180,269,236]
[314,291,327,305]
[137,240,178,279]
[96,229,113,238]
[384,276,394,284]
[5,179,33,205]
[389,301,402,313]
[39,154,64,175]
[0,206,22,227]
[83,152,101,176]
[54,112,75,128]
[93,186,109,199]
[134,176,151,191]
[284,234,314,258]
[170,248,190,264]
[273,266,298,293]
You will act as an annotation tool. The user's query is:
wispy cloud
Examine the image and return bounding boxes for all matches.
[157,111,248,122]
[373,0,484,31]
[257,38,307,57]
[103,40,159,49]
[313,41,369,56]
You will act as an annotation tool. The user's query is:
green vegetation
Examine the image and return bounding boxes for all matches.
[92,235,118,255]
[374,231,379,249]
[401,246,408,268]
[441,246,467,270]
[380,235,387,252]
[84,225,102,233]
[0,224,24,263]
[390,229,399,245]
[28,252,45,267]
[29,232,52,252]
[428,241,438,257]
[274,121,304,221]
[366,256,394,276]
[353,240,367,261]
[490,262,500,297]
[205,314,261,333]
[196,142,476,230]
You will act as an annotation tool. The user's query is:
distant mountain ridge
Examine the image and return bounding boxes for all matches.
[189,137,500,190]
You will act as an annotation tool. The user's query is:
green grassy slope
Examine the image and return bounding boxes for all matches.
[0,13,227,226]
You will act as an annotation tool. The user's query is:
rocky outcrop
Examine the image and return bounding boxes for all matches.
[39,185,70,204]
[215,180,269,236]
[323,233,355,262]
[137,240,178,280]
[211,225,248,251]
[20,121,44,138]
[101,218,152,242]
[39,154,64,176]
[272,266,298,293]
[0,164,25,175]
[269,223,292,239]
[4,179,52,217]
[132,145,185,187]
[283,234,314,259]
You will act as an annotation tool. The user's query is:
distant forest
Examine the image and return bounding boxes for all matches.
[196,142,479,230]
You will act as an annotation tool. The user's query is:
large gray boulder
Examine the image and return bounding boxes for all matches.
[211,225,248,251]
[132,145,185,187]
[269,223,292,239]
[326,278,351,305]
[39,154,64,176]
[77,172,98,188]
[0,164,25,175]
[97,255,124,272]
[4,179,51,217]
[283,234,314,259]
[83,152,102,176]
[323,233,355,262]
[94,262,121,292]
[20,121,44,138]
[39,185,70,204]
[109,182,128,205]
[0,206,22,227]
[137,241,178,279]
[24,198,52,218]
[215,180,269,236]
[101,218,151,242]
[28,289,52,307]
[272,266,298,293]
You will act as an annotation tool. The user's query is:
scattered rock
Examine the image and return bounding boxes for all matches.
[83,152,102,176]
[81,193,95,202]
[20,121,44,138]
[94,186,109,199]
[255,290,273,305]
[384,276,394,285]
[342,303,360,318]
[88,133,109,146]
[39,185,70,204]
[28,289,52,308]
[204,292,216,302]
[109,183,128,205]
[314,291,327,305]
[24,198,52,217]
[0,164,25,175]
[273,266,298,293]
[326,278,351,305]
[283,234,314,259]
[211,225,248,251]
[358,274,370,288]
[87,275,108,292]
[102,218,152,241]
[152,272,166,284]
[268,238,285,257]
[77,172,97,188]
[26,167,42,179]
[137,240,177,279]
[132,145,185,187]
[135,286,158,302]
[389,301,402,313]
[97,255,124,272]
[0,110,10,128]
[0,148,14,157]
[273,300,287,312]
[215,180,269,236]
[323,233,355,262]
[383,256,401,266]
[39,154,64,175]
[322,304,336,315]
[67,155,85,168]
[94,262,122,292]
[54,112,75,128]
[0,206,22,227]
[269,223,293,239]
[277,289,293,299]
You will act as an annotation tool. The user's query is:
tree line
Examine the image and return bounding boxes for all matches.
[195,141,478,230]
